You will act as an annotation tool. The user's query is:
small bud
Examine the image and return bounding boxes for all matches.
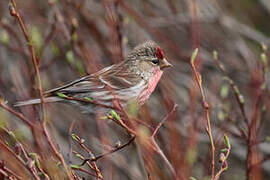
[66,50,74,63]
[9,4,16,17]
[202,101,209,109]
[71,133,80,142]
[115,140,121,148]
[0,30,9,45]
[15,143,21,155]
[71,164,81,169]
[261,43,268,51]
[106,115,113,120]
[220,84,229,98]
[56,92,67,98]
[224,134,231,149]
[239,94,245,104]
[221,148,228,153]
[80,138,85,144]
[191,48,199,64]
[110,110,120,120]
[72,33,78,42]
[89,152,95,160]
[261,53,268,66]
[213,50,218,61]
[219,153,225,163]
[71,17,79,29]
[75,153,84,159]
[222,161,228,171]
[83,97,93,102]
[29,153,41,169]
[28,160,35,169]
[233,86,245,104]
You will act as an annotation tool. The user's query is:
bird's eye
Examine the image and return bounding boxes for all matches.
[151,59,159,65]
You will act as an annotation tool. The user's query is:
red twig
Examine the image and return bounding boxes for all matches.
[0,161,23,180]
[9,0,45,119]
[82,136,135,164]
[72,134,103,179]
[71,166,101,179]
[150,138,177,178]
[190,49,215,180]
[0,101,33,128]
[151,103,178,138]
[9,1,72,178]
[0,141,40,180]
[214,147,231,180]
[137,103,178,178]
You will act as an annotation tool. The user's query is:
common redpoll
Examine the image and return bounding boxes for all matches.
[15,41,172,112]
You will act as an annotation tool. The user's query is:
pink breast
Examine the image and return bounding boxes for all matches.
[138,69,163,105]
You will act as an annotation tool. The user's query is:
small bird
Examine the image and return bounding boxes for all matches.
[15,41,172,112]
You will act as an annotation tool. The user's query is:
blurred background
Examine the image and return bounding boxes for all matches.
[0,0,270,179]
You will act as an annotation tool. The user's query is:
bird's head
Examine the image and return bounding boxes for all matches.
[127,41,172,75]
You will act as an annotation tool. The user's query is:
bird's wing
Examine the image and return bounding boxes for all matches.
[44,62,142,96]
[44,75,91,95]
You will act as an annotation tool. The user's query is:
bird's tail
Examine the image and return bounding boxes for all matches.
[14,96,63,107]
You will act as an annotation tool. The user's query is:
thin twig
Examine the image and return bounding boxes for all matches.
[9,1,72,178]
[191,49,215,180]
[71,166,100,179]
[213,52,249,129]
[9,0,45,120]
[82,136,135,165]
[72,134,103,179]
[151,103,178,138]
[41,125,72,178]
[0,101,33,128]
[214,150,231,180]
[68,120,75,164]
[150,138,177,178]
[0,169,9,179]
[1,165,23,180]
[142,103,179,178]
[0,141,40,180]
[1,127,50,179]
[72,150,95,170]
[0,159,23,180]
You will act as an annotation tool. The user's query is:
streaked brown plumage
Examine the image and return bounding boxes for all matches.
[15,41,172,112]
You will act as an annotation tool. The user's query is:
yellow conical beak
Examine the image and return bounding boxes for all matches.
[160,58,173,69]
